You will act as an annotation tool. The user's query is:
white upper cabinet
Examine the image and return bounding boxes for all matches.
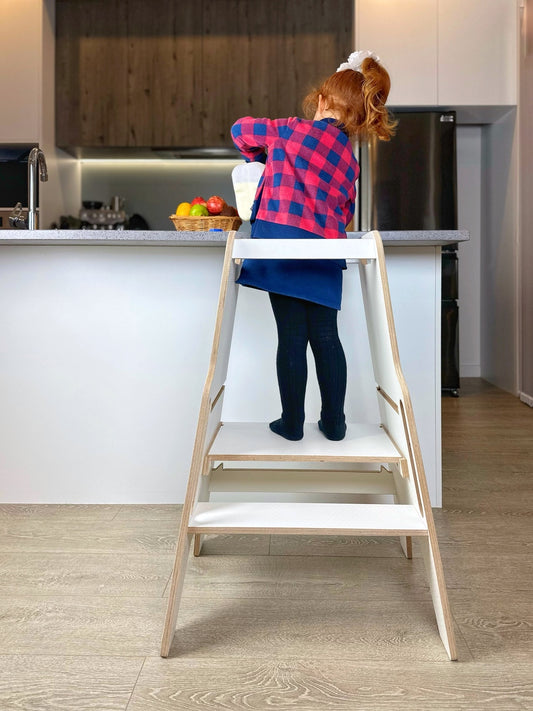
[355,0,518,106]
[355,0,438,106]
[438,0,518,105]
[0,1,42,142]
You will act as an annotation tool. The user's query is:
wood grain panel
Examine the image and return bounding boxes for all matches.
[55,0,354,147]
[80,1,129,146]
[55,0,82,146]
[126,0,204,146]
[200,0,252,145]
[56,0,129,146]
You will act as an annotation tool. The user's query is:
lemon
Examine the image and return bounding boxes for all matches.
[176,202,191,216]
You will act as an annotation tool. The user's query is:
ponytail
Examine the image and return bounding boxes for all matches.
[303,56,397,141]
[360,58,397,141]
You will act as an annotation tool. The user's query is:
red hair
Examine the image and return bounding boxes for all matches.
[303,58,396,141]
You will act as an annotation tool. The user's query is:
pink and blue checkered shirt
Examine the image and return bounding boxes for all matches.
[231,116,359,240]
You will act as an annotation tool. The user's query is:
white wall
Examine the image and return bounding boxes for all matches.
[519,0,533,405]
[480,110,519,393]
[456,126,482,377]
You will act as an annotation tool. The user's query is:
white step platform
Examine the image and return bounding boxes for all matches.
[208,422,404,463]
[189,501,427,536]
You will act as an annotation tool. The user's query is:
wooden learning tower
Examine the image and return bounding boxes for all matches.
[160,230,457,661]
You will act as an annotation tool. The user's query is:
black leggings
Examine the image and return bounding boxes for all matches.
[269,292,347,440]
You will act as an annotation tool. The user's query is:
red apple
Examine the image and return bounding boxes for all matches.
[191,196,207,207]
[206,195,226,215]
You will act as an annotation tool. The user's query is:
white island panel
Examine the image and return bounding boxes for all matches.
[0,237,444,505]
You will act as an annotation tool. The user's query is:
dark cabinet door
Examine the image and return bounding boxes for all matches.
[56,0,353,148]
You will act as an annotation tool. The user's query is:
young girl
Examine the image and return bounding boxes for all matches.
[231,51,395,442]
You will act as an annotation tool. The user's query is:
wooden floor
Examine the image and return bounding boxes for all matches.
[0,378,532,710]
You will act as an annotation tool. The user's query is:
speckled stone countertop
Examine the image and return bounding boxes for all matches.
[0,229,469,246]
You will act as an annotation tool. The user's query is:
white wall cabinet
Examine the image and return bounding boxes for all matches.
[355,0,518,106]
[0,0,42,142]
[0,0,80,227]
[438,0,518,106]
[355,0,438,106]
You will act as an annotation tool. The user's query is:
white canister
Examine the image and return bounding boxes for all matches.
[232,162,265,221]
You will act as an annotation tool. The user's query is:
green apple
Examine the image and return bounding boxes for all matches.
[189,204,209,217]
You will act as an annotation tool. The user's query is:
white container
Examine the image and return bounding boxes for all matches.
[232,162,265,221]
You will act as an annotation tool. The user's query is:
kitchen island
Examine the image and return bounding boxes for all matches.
[0,229,468,506]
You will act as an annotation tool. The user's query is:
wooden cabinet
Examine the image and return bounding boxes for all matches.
[56,0,353,148]
[355,0,518,107]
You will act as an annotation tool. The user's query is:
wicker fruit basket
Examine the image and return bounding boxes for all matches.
[169,215,242,232]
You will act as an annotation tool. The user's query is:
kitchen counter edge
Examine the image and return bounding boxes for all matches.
[0,229,469,247]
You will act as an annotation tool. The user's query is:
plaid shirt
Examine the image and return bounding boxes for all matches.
[231,117,359,240]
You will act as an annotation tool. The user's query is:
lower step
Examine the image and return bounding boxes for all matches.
[189,502,427,536]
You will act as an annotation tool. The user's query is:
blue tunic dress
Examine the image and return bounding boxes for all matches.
[236,219,346,310]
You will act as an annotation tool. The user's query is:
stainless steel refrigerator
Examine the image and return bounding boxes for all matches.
[356,110,459,395]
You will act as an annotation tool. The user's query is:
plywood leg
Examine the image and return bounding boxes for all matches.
[399,535,413,559]
[160,532,193,658]
[419,531,458,661]
[193,470,211,558]
[193,534,203,557]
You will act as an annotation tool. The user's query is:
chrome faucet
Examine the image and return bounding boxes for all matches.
[27,147,48,230]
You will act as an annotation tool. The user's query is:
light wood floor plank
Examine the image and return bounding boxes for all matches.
[431,510,533,548]
[112,504,182,522]
[128,658,533,710]
[0,597,167,656]
[0,552,173,597]
[0,655,143,711]
[0,519,178,554]
[0,504,121,521]
[269,534,406,557]
[175,553,433,602]
[165,597,470,661]
[191,533,270,556]
[453,599,533,663]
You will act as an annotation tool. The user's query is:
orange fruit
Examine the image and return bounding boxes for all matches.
[175,202,191,216]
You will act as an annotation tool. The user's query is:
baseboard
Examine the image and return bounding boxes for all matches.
[519,391,533,408]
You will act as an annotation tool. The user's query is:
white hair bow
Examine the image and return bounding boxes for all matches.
[337,50,380,73]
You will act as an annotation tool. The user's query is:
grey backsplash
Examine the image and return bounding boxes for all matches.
[81,160,246,231]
